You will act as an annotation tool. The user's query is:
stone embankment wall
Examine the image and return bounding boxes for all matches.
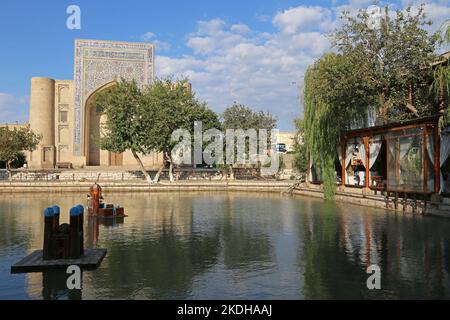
[291,183,437,215]
[0,180,292,194]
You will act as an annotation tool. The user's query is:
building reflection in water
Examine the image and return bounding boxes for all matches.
[1,192,450,299]
[299,201,449,299]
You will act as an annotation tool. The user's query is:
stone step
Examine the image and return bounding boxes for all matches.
[426,207,450,217]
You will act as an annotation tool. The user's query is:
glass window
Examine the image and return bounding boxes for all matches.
[386,127,424,192]
[59,111,68,123]
[427,132,435,192]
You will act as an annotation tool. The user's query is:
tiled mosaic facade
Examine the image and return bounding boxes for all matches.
[73,39,154,156]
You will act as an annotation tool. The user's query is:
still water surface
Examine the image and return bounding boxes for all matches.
[0,192,449,299]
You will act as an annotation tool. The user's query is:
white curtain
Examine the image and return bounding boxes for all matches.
[369,141,383,170]
[345,143,353,169]
[309,153,314,182]
[360,142,366,168]
[345,143,354,184]
[359,142,367,186]
[440,128,450,193]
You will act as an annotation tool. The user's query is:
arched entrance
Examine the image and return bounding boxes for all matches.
[84,82,123,166]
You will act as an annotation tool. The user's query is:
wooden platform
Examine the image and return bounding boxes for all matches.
[11,248,107,274]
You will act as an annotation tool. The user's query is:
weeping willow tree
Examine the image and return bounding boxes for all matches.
[435,20,450,130]
[303,53,375,199]
[303,5,441,199]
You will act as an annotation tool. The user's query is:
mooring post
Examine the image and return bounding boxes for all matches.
[394,192,398,210]
[43,207,55,260]
[69,206,81,259]
[51,205,60,233]
[403,193,407,213]
[76,205,85,256]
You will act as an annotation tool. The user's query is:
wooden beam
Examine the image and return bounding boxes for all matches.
[434,125,441,194]
[341,139,346,188]
[424,126,428,193]
[364,136,370,189]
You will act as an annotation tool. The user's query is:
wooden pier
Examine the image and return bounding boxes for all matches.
[11,248,107,274]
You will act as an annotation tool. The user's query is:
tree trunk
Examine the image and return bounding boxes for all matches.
[168,160,174,182]
[6,160,13,181]
[153,165,164,183]
[166,151,175,182]
[229,165,235,180]
[439,82,446,113]
[131,150,152,184]
[406,82,419,117]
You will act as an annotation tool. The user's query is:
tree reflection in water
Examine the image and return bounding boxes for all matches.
[1,192,450,299]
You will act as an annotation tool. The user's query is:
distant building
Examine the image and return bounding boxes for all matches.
[276,131,297,153]
[25,39,164,169]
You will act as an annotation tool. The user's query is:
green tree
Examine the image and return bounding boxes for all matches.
[141,78,220,182]
[292,118,308,175]
[332,4,440,123]
[434,20,450,129]
[221,104,277,176]
[0,126,41,180]
[303,53,373,198]
[221,104,277,131]
[96,79,220,183]
[95,80,154,182]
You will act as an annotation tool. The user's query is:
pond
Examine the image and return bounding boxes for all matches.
[0,191,449,299]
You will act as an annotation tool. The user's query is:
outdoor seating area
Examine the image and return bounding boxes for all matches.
[308,116,450,197]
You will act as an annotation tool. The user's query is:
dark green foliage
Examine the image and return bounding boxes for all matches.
[95,78,220,182]
[304,53,371,198]
[221,104,277,131]
[293,119,308,174]
[331,4,440,122]
[0,126,41,178]
[304,5,442,199]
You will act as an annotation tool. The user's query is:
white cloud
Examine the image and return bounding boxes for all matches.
[156,13,333,129]
[141,31,156,41]
[272,6,333,34]
[0,93,28,124]
[140,31,171,52]
[230,23,252,34]
[151,1,450,130]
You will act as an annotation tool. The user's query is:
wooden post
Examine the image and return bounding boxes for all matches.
[395,139,400,190]
[364,136,370,189]
[43,207,55,260]
[51,205,60,234]
[434,125,441,194]
[76,205,84,256]
[424,126,428,193]
[386,140,390,194]
[69,206,81,259]
[341,138,346,189]
[394,192,398,210]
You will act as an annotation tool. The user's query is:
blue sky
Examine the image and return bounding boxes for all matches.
[0,0,449,130]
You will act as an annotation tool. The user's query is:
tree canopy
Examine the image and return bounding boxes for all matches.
[0,126,41,179]
[303,4,442,199]
[141,78,220,181]
[221,103,277,131]
[95,78,220,183]
[332,4,440,123]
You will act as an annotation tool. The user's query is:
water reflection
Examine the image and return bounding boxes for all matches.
[42,270,82,300]
[0,192,449,299]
